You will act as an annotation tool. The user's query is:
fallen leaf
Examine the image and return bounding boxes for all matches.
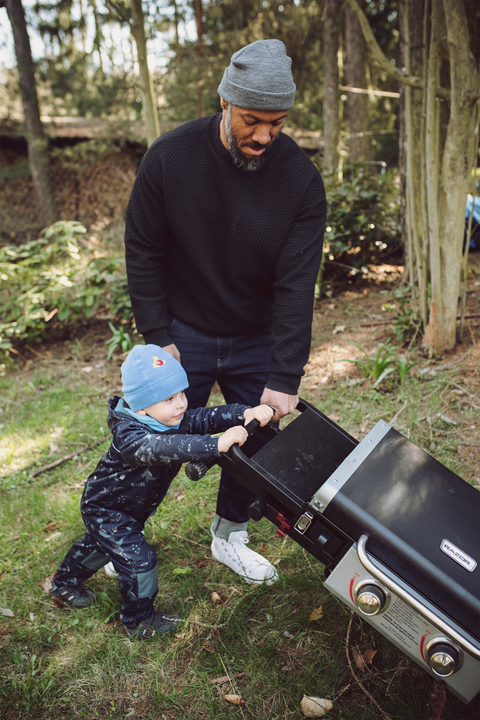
[309,605,323,621]
[438,414,457,425]
[283,631,295,640]
[6,534,21,542]
[210,672,245,685]
[198,498,206,507]
[363,648,377,666]
[43,522,56,532]
[48,443,60,455]
[202,642,214,653]
[352,647,367,671]
[0,609,14,618]
[428,680,447,720]
[223,694,244,706]
[29,613,35,622]
[51,426,64,437]
[176,494,185,502]
[211,592,222,604]
[332,325,346,335]
[329,414,340,422]
[52,596,65,609]
[300,696,333,718]
[43,576,51,594]
[45,532,62,543]
[259,542,268,554]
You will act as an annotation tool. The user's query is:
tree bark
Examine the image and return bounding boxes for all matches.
[4,0,58,227]
[194,0,204,118]
[345,0,449,99]
[130,0,159,146]
[345,0,372,162]
[346,0,479,354]
[323,0,341,172]
[426,0,479,351]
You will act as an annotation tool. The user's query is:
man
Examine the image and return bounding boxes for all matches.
[124,39,327,585]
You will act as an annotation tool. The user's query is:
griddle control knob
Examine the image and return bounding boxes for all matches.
[426,639,462,677]
[354,582,389,616]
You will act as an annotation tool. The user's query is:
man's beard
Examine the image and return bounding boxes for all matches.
[225,105,272,172]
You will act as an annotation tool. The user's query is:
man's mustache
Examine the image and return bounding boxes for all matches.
[241,140,271,150]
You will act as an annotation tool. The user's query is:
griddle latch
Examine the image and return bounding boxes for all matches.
[295,511,313,534]
[276,513,292,538]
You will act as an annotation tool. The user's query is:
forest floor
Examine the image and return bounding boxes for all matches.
[0,254,479,720]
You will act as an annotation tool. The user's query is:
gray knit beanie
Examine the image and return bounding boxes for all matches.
[218,39,296,111]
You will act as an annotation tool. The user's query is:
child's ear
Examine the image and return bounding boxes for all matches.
[136,409,147,415]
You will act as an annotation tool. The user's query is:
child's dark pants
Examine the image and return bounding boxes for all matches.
[53,509,158,628]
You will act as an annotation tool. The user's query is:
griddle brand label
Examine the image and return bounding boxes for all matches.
[440,539,477,572]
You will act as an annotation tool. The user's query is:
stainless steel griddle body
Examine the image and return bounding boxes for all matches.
[218,400,480,704]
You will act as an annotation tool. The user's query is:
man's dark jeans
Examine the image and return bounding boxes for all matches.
[167,317,272,524]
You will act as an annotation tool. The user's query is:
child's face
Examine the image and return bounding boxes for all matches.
[137,390,188,426]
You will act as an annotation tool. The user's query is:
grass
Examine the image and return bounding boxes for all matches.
[0,336,478,720]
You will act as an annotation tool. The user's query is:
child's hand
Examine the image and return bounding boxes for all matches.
[243,404,274,427]
[218,426,248,453]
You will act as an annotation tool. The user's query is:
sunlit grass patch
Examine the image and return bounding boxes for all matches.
[0,343,478,719]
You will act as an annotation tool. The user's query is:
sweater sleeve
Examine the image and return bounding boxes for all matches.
[124,144,172,346]
[267,171,327,395]
[111,404,247,468]
[184,404,247,434]
[113,424,221,466]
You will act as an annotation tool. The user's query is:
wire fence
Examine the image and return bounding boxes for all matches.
[0,153,138,244]
[0,129,399,245]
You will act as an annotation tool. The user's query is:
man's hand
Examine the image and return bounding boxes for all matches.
[162,343,181,363]
[260,388,298,422]
[244,404,274,427]
[218,426,248,453]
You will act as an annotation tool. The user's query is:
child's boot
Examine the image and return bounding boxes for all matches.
[125,610,181,640]
[49,574,95,609]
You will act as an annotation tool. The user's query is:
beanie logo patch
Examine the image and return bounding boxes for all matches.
[152,356,165,368]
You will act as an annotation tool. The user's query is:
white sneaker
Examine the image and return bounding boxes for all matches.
[211,530,279,585]
[104,562,118,577]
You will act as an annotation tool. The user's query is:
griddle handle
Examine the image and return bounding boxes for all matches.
[228,419,261,464]
[248,495,268,522]
[357,535,480,661]
[245,418,261,434]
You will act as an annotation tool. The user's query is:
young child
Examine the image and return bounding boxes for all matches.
[49,344,273,640]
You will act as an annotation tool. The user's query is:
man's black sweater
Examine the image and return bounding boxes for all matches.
[124,114,326,394]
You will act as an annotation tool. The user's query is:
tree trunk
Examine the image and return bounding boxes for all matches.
[130,0,159,146]
[5,0,58,227]
[194,0,204,118]
[345,0,372,162]
[346,0,479,355]
[323,0,341,172]
[425,0,479,351]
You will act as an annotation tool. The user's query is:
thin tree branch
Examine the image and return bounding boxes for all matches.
[104,0,131,26]
[346,612,393,720]
[30,437,108,478]
[344,0,449,100]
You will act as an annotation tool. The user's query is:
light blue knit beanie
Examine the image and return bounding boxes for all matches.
[121,345,188,411]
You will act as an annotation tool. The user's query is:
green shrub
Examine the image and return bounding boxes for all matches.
[321,164,401,271]
[0,220,134,348]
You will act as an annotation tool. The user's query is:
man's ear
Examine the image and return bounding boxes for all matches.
[220,96,228,111]
[136,409,147,415]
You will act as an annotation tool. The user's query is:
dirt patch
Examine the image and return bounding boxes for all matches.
[7,255,480,480]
